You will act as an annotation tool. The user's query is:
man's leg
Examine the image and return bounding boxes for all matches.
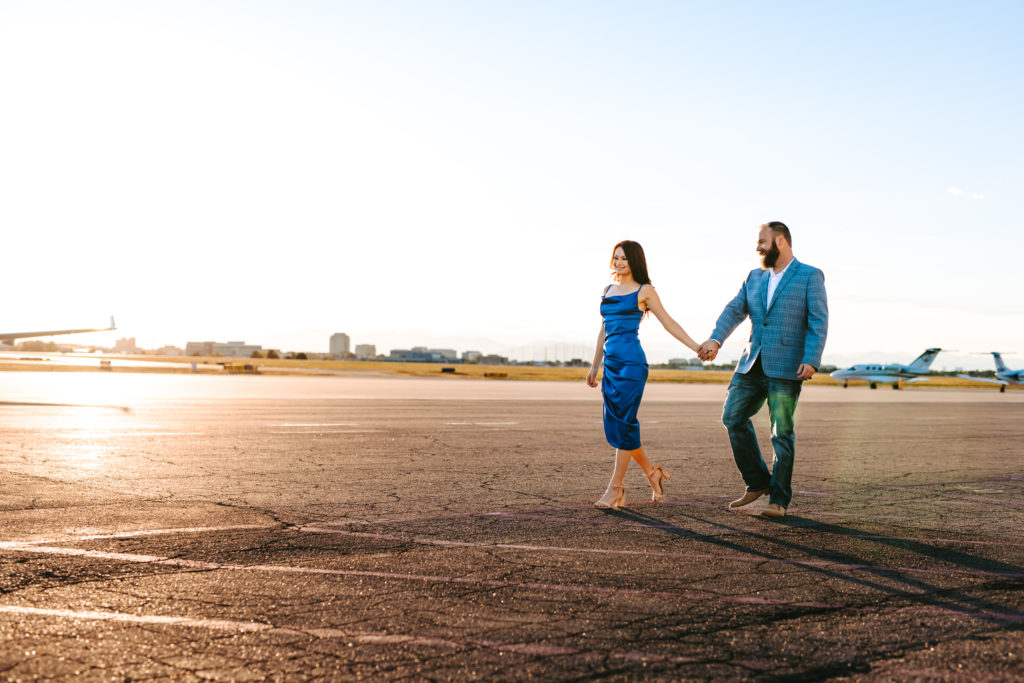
[765,377,803,509]
[722,362,770,492]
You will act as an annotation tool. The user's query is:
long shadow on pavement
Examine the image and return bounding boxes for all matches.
[600,506,1024,626]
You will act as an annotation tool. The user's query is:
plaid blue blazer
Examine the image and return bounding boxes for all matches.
[710,259,828,380]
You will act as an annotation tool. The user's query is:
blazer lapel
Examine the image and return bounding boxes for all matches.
[766,259,801,315]
[760,270,770,314]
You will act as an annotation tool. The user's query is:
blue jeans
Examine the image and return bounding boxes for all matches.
[721,356,802,508]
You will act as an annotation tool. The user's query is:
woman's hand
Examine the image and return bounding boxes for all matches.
[586,367,599,387]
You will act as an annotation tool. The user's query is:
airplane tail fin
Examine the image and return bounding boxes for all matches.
[908,348,942,371]
[992,352,1009,373]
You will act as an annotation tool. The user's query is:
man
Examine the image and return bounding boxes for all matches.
[697,222,828,518]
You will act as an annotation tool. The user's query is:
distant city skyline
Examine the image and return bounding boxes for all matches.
[4,326,1013,373]
[2,2,1020,373]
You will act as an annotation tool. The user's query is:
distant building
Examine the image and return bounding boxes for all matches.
[462,350,482,364]
[213,341,262,358]
[187,340,262,358]
[388,349,455,363]
[355,344,376,360]
[479,354,508,365]
[155,345,183,356]
[185,341,214,356]
[113,337,140,353]
[428,348,457,360]
[668,357,705,370]
[329,333,351,357]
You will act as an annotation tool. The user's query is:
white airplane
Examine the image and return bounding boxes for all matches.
[830,347,942,389]
[957,352,1023,393]
[0,316,116,345]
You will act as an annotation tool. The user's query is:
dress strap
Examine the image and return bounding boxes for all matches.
[637,283,650,311]
[603,284,614,297]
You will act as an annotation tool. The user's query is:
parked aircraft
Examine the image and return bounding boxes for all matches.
[0,316,116,344]
[957,352,1023,393]
[830,348,942,389]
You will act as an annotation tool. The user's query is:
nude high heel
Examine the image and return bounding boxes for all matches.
[646,466,671,503]
[594,485,626,510]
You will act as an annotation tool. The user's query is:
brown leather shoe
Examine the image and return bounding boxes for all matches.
[728,488,769,509]
[760,503,787,518]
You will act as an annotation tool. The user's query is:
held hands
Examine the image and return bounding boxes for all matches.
[796,363,817,380]
[695,339,815,378]
[586,366,599,387]
[696,340,720,362]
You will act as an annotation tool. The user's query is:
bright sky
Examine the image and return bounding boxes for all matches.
[1,1,1021,370]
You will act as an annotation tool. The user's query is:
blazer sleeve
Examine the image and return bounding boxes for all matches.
[710,274,752,343]
[801,268,828,369]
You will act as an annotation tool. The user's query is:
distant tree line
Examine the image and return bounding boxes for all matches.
[16,341,62,352]
[249,350,308,360]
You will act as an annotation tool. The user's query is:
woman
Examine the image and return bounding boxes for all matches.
[586,240,701,509]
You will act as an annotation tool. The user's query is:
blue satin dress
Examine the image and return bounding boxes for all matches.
[600,288,648,450]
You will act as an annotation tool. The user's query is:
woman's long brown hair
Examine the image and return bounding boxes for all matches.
[610,240,652,286]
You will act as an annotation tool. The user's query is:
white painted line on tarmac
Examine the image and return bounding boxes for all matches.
[267,430,379,434]
[56,431,203,437]
[0,604,719,662]
[311,507,1024,547]
[0,542,860,615]
[10,524,276,546]
[0,543,902,626]
[0,544,224,568]
[276,423,360,427]
[0,605,267,631]
[299,527,1024,579]
[3,536,1022,623]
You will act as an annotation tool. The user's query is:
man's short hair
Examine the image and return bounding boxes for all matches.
[763,221,792,246]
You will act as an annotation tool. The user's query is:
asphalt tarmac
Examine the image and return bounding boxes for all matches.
[1,372,1022,681]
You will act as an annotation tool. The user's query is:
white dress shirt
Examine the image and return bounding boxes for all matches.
[766,259,793,307]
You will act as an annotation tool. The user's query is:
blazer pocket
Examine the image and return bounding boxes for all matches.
[780,336,795,347]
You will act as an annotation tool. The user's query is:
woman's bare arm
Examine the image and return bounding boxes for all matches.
[586,323,606,387]
[639,285,700,353]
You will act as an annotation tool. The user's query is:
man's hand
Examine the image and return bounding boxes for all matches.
[697,340,720,362]
[796,363,816,380]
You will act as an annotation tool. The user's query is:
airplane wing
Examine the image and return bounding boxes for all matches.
[0,317,116,342]
[956,374,1008,386]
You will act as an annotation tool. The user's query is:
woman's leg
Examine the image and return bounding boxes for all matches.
[596,445,661,504]
[601,446,657,487]
[630,446,671,501]
[629,446,653,476]
[595,448,632,505]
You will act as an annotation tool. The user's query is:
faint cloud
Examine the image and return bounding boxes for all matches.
[947,186,985,199]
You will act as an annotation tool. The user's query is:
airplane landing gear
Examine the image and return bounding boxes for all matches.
[1001,385,1006,393]
[869,382,878,390]
[843,381,848,388]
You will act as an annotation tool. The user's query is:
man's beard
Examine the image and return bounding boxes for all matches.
[760,242,780,269]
